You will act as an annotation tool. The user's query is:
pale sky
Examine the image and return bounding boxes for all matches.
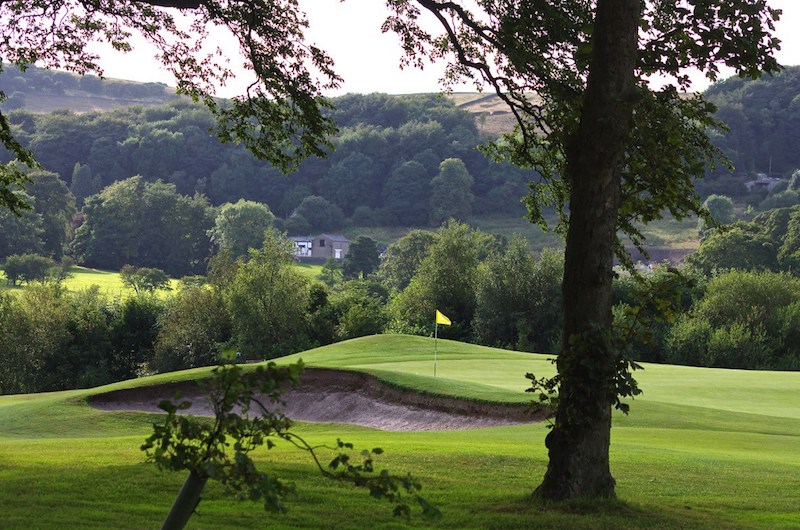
[95,0,800,97]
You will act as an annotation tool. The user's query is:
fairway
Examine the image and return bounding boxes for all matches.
[1,263,321,297]
[0,335,798,529]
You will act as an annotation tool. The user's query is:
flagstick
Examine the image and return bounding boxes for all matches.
[434,321,438,378]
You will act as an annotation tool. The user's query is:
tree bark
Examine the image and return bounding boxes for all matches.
[161,470,208,530]
[534,0,641,501]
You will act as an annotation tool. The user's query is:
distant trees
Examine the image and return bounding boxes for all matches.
[390,221,484,339]
[473,238,563,353]
[705,66,800,181]
[26,171,77,260]
[73,176,214,276]
[697,194,735,235]
[293,195,344,233]
[0,286,166,394]
[688,205,800,274]
[379,229,438,291]
[429,158,474,225]
[120,265,171,293]
[343,236,380,280]
[3,253,58,285]
[2,83,531,229]
[382,161,430,226]
[688,224,778,274]
[153,286,231,373]
[666,270,800,370]
[209,199,275,258]
[224,230,311,359]
[0,198,43,259]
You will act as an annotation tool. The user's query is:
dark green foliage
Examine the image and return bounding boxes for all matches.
[327,280,391,342]
[318,257,343,287]
[666,270,800,370]
[390,221,484,339]
[73,177,214,276]
[382,161,430,226]
[473,237,563,353]
[119,265,171,293]
[294,195,344,232]
[283,214,311,236]
[0,192,43,258]
[612,267,704,364]
[2,78,524,226]
[697,194,735,235]
[0,285,166,394]
[209,199,275,258]
[109,294,166,380]
[153,286,230,373]
[3,253,56,284]
[342,236,380,280]
[429,158,474,225]
[70,162,101,207]
[688,223,779,274]
[687,205,800,274]
[379,229,437,291]
[224,230,311,359]
[25,170,76,259]
[705,67,800,181]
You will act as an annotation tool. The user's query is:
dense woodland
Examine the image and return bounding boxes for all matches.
[4,66,800,394]
[0,66,530,229]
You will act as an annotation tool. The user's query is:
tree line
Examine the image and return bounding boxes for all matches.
[0,90,530,226]
[8,63,800,217]
[6,212,800,396]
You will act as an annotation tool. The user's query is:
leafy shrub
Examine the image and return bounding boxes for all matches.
[3,253,57,284]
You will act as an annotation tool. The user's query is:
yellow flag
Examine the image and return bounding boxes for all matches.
[435,309,451,326]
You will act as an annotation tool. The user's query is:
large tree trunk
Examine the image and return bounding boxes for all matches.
[534,0,640,501]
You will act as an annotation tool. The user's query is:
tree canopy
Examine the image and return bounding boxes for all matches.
[385,0,781,500]
[0,0,341,211]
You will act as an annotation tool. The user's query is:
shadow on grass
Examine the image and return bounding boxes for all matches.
[490,494,728,530]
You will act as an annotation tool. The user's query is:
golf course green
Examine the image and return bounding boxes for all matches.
[0,335,797,529]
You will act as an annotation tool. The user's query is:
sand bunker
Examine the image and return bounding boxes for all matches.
[90,368,543,431]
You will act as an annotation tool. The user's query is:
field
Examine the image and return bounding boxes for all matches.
[0,335,798,529]
[0,263,323,297]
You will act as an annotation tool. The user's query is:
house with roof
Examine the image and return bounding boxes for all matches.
[288,234,350,261]
[744,173,782,192]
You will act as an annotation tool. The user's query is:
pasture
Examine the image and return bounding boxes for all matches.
[0,335,797,529]
[0,262,324,297]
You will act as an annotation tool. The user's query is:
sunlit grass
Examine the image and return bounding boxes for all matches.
[1,335,798,529]
[1,263,322,297]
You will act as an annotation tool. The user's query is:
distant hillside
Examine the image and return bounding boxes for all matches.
[0,65,520,136]
[694,66,800,199]
[0,64,181,113]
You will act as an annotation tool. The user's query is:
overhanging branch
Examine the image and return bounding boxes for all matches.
[137,0,203,9]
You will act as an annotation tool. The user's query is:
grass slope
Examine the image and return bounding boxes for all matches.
[0,335,798,529]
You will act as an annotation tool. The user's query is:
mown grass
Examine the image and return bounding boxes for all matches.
[0,266,177,298]
[0,263,323,297]
[0,335,798,529]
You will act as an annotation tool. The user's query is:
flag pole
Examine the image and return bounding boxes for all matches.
[434,320,438,378]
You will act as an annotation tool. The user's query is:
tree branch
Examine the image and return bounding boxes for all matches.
[137,0,203,9]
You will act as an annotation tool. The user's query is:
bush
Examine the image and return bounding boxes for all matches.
[3,253,57,285]
[666,270,800,370]
[153,286,230,373]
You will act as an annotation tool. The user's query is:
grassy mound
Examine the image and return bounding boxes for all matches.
[1,334,798,529]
